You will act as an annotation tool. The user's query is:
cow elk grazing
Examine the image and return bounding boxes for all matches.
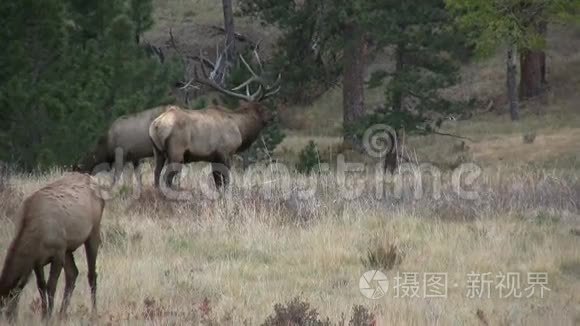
[74,106,172,186]
[0,173,105,321]
[149,50,281,189]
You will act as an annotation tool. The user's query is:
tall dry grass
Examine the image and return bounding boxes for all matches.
[0,164,579,325]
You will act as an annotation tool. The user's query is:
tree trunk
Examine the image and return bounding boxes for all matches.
[384,43,405,172]
[342,22,366,149]
[222,0,236,58]
[539,21,547,85]
[135,26,140,44]
[392,43,404,112]
[519,22,547,99]
[519,49,544,99]
[216,0,236,86]
[507,44,519,121]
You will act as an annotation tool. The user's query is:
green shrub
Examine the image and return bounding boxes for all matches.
[262,297,331,326]
[361,242,402,271]
[193,98,208,110]
[296,141,323,175]
[349,305,375,326]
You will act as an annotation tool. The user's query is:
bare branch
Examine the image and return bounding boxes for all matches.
[178,79,199,91]
[168,28,185,66]
[421,129,474,141]
[168,27,199,93]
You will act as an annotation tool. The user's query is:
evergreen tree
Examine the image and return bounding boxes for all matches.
[240,0,343,104]
[241,0,365,149]
[360,0,465,135]
[446,0,580,120]
[241,0,468,150]
[0,0,181,171]
[129,0,154,43]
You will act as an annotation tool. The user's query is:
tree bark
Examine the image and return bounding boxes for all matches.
[216,0,236,86]
[519,22,547,99]
[342,22,366,148]
[135,25,141,44]
[392,43,404,112]
[383,43,406,172]
[222,0,236,59]
[519,49,544,99]
[507,44,520,121]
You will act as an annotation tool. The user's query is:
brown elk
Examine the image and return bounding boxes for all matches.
[0,173,105,321]
[149,50,280,189]
[74,106,173,186]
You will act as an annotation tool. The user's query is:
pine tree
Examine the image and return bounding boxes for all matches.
[446,0,580,119]
[129,0,154,43]
[0,0,181,171]
[360,0,464,135]
[240,0,343,104]
[240,0,366,149]
[240,0,468,152]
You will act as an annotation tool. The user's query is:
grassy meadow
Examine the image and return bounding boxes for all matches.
[1,1,580,325]
[1,155,580,325]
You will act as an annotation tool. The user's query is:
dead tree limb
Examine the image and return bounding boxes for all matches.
[426,130,474,142]
[168,28,199,103]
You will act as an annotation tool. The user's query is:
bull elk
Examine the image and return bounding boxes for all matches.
[0,173,105,321]
[149,50,281,189]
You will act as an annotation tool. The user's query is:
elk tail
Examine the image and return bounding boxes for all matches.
[148,120,165,153]
[149,111,177,155]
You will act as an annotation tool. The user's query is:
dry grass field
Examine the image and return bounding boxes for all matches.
[1,159,580,325]
[1,1,580,325]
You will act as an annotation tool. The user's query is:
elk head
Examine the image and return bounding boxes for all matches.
[73,136,110,173]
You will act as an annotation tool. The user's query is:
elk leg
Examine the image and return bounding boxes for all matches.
[59,252,79,317]
[85,235,100,315]
[112,147,124,185]
[212,154,231,189]
[34,266,48,318]
[130,161,143,199]
[166,165,182,189]
[46,254,64,316]
[153,146,166,188]
[166,150,184,189]
[133,161,143,192]
[211,164,226,189]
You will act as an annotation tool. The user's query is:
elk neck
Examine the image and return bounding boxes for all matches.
[78,135,113,172]
[231,103,267,145]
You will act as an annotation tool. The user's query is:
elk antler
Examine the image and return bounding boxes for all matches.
[195,45,281,102]
[233,44,281,100]
[232,53,281,100]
